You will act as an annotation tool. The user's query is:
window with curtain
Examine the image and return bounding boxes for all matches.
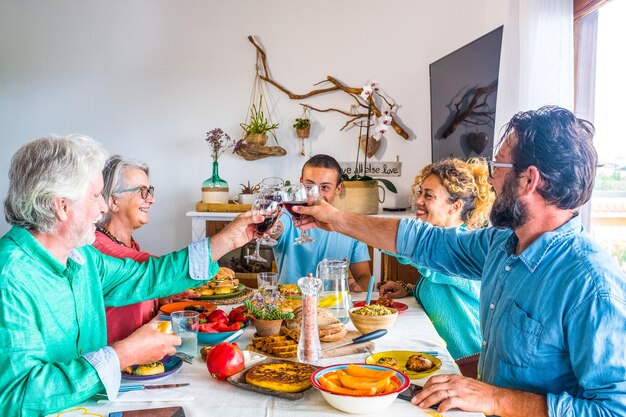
[575,0,626,272]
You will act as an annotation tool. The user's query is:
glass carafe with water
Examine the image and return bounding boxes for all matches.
[316,258,351,324]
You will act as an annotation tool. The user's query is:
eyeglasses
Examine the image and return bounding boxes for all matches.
[487,161,514,179]
[117,185,155,199]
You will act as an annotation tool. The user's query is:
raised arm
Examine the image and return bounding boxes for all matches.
[209,211,264,260]
[294,200,400,253]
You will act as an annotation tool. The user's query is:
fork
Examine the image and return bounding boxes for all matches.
[173,352,194,364]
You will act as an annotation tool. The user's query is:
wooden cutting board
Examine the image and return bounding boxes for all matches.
[245,330,375,360]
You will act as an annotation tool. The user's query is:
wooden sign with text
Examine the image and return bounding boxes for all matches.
[339,161,401,177]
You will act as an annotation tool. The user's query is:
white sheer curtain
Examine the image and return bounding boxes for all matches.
[493,0,575,133]
[518,0,574,110]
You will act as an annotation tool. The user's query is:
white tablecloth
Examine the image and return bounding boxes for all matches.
[52,295,484,417]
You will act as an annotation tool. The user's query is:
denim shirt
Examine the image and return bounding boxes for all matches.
[397,217,626,416]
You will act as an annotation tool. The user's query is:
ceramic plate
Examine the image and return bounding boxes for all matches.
[121,355,183,381]
[197,283,246,300]
[366,351,441,379]
[159,301,217,316]
[353,300,409,314]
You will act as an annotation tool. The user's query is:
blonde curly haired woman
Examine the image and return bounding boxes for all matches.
[379,157,494,376]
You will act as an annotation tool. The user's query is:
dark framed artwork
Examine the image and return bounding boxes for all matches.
[430,26,503,162]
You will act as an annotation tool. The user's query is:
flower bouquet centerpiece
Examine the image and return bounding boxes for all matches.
[202,128,236,204]
[244,290,294,336]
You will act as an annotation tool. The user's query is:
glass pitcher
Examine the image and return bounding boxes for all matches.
[316,258,351,324]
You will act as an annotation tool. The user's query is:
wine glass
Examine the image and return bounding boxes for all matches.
[260,177,284,189]
[257,184,283,246]
[244,198,282,263]
[282,183,320,245]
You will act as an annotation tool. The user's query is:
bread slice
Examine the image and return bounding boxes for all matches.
[271,343,298,352]
[284,307,346,342]
[320,327,347,342]
[318,322,344,337]
[273,350,298,359]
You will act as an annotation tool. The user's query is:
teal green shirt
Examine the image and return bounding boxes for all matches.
[413,266,481,359]
[382,251,481,360]
[0,226,219,417]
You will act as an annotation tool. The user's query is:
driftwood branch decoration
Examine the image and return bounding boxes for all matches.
[247,36,409,140]
[234,142,287,161]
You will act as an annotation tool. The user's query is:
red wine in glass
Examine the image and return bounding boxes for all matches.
[283,201,308,221]
[254,212,280,234]
[281,183,319,245]
[246,198,280,262]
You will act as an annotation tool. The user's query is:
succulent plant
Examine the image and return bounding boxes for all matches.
[239,181,260,194]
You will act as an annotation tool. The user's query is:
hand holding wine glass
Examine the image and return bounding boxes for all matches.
[244,197,282,262]
[282,183,320,245]
[257,183,283,246]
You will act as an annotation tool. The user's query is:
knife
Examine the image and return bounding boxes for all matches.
[119,383,190,392]
[321,329,387,352]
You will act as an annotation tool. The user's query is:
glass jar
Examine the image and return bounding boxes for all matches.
[297,274,322,364]
[202,160,229,204]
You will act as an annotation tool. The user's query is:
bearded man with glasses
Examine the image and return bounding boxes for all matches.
[295,106,626,417]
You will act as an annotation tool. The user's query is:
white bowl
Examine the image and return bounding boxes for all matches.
[310,363,409,414]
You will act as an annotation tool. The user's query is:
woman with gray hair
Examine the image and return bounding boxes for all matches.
[93,155,196,343]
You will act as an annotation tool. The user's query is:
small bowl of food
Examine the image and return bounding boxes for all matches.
[348,305,398,334]
[311,363,409,414]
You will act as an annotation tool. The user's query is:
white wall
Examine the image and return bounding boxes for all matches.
[0,0,507,254]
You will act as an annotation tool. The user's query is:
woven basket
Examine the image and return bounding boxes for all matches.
[245,133,268,146]
[332,180,384,215]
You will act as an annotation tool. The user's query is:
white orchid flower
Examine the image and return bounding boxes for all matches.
[360,85,373,101]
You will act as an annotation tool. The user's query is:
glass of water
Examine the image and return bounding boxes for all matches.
[170,310,199,357]
[257,272,278,296]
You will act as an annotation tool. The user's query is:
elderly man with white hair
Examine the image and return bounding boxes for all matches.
[0,134,261,416]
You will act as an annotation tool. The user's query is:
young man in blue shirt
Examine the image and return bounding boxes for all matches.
[271,154,371,291]
[296,106,626,417]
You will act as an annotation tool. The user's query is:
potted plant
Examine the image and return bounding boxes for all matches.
[293,117,311,139]
[243,291,294,336]
[334,80,398,214]
[240,95,279,146]
[236,181,260,205]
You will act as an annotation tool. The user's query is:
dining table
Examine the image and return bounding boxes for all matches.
[50,293,485,417]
